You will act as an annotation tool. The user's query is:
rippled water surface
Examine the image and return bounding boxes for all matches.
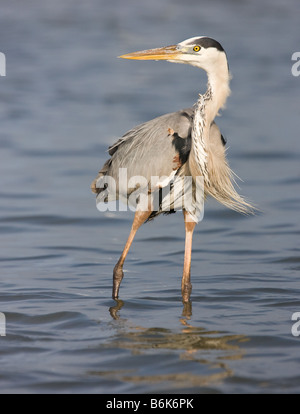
[0,0,300,393]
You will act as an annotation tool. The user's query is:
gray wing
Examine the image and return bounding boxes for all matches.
[91,108,226,206]
[108,107,193,179]
[91,108,194,197]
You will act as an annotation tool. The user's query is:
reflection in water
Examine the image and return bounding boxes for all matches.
[104,300,248,390]
[109,299,125,320]
[109,299,193,320]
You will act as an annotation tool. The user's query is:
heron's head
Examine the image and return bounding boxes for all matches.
[120,36,227,73]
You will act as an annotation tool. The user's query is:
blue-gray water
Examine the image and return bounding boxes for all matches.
[0,0,300,393]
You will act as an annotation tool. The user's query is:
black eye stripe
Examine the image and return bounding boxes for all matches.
[187,37,224,52]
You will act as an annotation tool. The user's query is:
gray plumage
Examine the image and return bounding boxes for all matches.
[91,106,252,217]
[91,36,255,302]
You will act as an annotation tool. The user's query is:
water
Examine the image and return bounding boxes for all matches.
[0,0,300,393]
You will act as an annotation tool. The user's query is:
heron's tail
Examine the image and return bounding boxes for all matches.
[206,157,255,215]
[90,159,111,196]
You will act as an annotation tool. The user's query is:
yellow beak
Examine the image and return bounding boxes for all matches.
[119,45,180,61]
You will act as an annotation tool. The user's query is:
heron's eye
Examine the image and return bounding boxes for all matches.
[193,45,201,52]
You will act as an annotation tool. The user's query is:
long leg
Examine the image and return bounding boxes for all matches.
[113,208,152,299]
[181,210,197,302]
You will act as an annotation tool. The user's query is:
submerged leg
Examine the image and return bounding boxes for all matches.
[181,210,197,302]
[113,209,152,299]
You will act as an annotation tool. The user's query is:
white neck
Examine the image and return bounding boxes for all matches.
[202,56,231,122]
[189,53,230,183]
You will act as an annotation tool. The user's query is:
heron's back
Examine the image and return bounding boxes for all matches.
[91,108,193,198]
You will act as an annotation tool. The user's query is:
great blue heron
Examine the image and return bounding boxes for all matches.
[91,36,254,302]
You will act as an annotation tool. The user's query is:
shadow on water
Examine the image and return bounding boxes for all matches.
[102,300,248,391]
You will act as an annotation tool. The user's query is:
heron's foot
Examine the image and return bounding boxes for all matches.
[181,282,192,303]
[112,263,124,299]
